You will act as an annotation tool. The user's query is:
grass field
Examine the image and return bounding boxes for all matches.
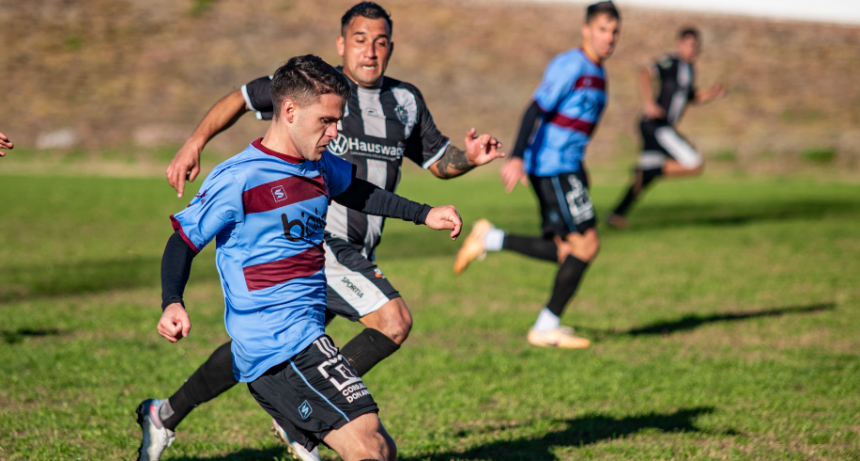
[1,168,858,460]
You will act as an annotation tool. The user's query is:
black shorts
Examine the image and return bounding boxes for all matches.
[324,235,400,322]
[638,119,702,170]
[530,169,596,238]
[247,335,378,446]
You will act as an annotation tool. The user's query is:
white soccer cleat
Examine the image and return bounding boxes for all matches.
[135,399,175,461]
[271,419,320,461]
[528,326,591,349]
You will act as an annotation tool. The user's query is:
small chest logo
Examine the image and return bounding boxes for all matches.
[271,185,287,202]
[298,400,312,419]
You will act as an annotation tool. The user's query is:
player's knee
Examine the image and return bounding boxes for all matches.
[378,299,412,345]
[351,427,394,461]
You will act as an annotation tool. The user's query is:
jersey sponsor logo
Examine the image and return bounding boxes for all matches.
[298,400,313,419]
[326,133,405,159]
[271,185,287,202]
[328,134,349,155]
[373,268,385,279]
[281,209,327,242]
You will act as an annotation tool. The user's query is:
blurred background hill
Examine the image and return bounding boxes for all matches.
[1,0,858,175]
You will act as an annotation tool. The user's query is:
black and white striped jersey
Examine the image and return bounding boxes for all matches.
[650,55,697,126]
[241,70,450,259]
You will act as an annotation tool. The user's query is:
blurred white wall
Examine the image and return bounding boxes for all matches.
[542,0,860,25]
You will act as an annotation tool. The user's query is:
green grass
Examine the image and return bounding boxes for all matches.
[1,170,858,460]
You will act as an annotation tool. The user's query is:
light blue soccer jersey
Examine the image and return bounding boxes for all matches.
[170,139,353,382]
[524,48,608,176]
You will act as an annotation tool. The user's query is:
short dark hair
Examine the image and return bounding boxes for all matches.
[586,1,620,24]
[678,28,700,40]
[341,2,392,36]
[269,55,351,117]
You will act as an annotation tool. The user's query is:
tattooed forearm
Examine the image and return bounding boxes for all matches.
[433,145,473,179]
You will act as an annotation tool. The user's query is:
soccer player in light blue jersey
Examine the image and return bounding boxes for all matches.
[139,55,462,461]
[454,1,620,349]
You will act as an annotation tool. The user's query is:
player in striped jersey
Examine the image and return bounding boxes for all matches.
[454,1,619,349]
[139,55,462,461]
[607,28,725,228]
[147,3,502,460]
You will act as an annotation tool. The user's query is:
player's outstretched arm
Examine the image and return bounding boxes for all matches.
[500,101,545,193]
[639,67,665,120]
[167,90,249,197]
[158,231,197,342]
[694,84,726,104]
[428,128,505,180]
[333,178,462,240]
[0,131,14,156]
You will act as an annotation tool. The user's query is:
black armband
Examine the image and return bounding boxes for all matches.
[511,100,544,159]
[333,178,432,225]
[161,231,196,310]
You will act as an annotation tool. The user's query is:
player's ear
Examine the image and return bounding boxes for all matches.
[336,35,346,57]
[281,99,297,123]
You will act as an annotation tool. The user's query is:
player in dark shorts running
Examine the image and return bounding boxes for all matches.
[454,1,620,349]
[141,3,503,460]
[606,28,724,228]
[143,55,462,461]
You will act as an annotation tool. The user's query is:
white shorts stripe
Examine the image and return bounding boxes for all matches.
[654,127,702,169]
[324,243,391,317]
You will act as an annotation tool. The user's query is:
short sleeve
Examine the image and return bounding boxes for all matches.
[532,55,579,113]
[170,170,244,254]
[241,76,274,120]
[320,151,354,198]
[403,87,451,169]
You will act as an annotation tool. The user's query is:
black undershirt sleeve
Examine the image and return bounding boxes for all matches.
[332,177,431,225]
[511,100,544,159]
[161,231,196,310]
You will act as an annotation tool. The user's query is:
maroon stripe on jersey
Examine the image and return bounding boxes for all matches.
[243,245,325,291]
[242,174,327,215]
[252,138,305,164]
[170,215,200,255]
[548,114,596,136]
[573,76,606,91]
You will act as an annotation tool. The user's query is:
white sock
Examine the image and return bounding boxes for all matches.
[483,228,505,252]
[533,307,560,332]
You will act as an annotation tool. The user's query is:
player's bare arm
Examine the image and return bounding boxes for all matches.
[0,131,14,156]
[694,83,726,104]
[429,128,505,179]
[639,67,665,120]
[167,90,249,197]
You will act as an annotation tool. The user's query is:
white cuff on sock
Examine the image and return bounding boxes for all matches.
[533,307,560,332]
[484,228,505,252]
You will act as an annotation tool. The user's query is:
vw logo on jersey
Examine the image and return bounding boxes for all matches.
[327,133,349,156]
[394,104,409,125]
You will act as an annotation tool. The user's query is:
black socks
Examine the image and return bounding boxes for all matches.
[340,328,401,376]
[162,341,238,431]
[612,167,662,217]
[546,256,589,317]
[502,234,559,262]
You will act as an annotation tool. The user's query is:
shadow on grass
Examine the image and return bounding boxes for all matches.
[612,200,860,231]
[1,328,63,344]
[0,257,218,304]
[170,446,288,461]
[403,407,727,461]
[579,303,835,340]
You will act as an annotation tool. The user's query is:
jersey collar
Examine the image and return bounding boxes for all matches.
[252,138,304,164]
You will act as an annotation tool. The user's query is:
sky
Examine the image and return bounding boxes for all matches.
[543,0,860,25]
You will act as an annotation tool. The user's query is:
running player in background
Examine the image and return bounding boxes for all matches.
[144,55,462,461]
[453,1,620,349]
[606,28,724,228]
[0,132,13,155]
[142,3,502,460]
